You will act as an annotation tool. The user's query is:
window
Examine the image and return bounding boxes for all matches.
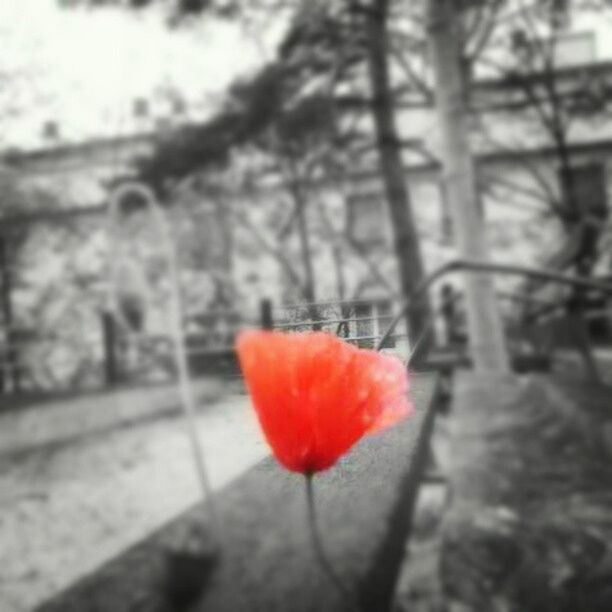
[346,192,388,248]
[351,299,395,349]
[553,31,595,68]
[511,30,594,71]
[439,182,454,245]
[559,163,608,220]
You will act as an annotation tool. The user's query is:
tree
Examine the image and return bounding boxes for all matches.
[468,0,609,381]
[389,0,610,377]
[428,0,510,374]
[67,0,436,362]
[68,0,612,379]
[361,0,433,362]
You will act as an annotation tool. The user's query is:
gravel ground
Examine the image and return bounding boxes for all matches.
[0,391,268,612]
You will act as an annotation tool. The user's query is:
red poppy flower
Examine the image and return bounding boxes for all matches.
[236,330,412,474]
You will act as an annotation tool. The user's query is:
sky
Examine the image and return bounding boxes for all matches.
[0,0,288,150]
[2,1,612,152]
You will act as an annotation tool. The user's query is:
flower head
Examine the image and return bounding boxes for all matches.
[236,330,412,474]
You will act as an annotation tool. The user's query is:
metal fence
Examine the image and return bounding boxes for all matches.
[263,297,407,351]
[0,294,409,397]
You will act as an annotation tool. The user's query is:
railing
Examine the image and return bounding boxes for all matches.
[4,259,610,395]
[264,297,407,350]
[102,307,249,385]
[0,327,107,396]
[376,259,612,373]
[0,308,249,395]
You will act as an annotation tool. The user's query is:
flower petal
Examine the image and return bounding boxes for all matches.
[236,330,412,473]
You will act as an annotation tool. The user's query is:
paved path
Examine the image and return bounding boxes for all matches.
[0,392,268,612]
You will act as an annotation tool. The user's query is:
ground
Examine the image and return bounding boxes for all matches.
[3,354,611,612]
[394,361,612,612]
[0,385,268,612]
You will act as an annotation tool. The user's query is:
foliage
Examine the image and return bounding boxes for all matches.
[59,0,212,13]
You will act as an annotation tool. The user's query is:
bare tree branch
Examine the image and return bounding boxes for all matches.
[231,205,307,295]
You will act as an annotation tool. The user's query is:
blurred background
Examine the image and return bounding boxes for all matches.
[1,1,612,611]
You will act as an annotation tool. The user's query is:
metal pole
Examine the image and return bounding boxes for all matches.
[260,298,274,330]
[102,311,118,386]
[107,182,219,536]
[0,234,17,392]
[376,258,612,353]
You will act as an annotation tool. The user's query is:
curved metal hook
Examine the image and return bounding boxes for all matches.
[107,181,219,533]
[376,259,612,354]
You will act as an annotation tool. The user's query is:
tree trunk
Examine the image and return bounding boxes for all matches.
[557,145,601,383]
[287,175,323,328]
[0,234,17,392]
[428,0,510,375]
[294,195,316,304]
[364,0,432,365]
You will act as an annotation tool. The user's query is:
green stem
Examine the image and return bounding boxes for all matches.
[304,474,363,611]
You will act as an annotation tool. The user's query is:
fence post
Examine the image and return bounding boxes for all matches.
[260,299,273,330]
[378,300,395,349]
[102,311,118,386]
[440,283,455,348]
[0,234,18,392]
[355,303,373,348]
[7,329,21,394]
